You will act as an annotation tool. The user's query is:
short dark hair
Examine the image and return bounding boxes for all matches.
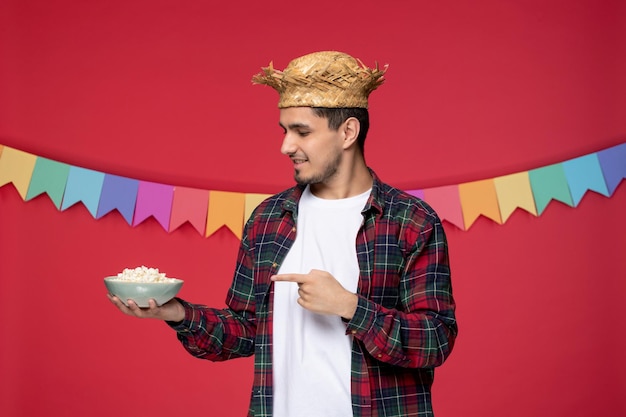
[311,107,370,153]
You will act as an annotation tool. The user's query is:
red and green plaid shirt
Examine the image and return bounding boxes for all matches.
[170,170,457,417]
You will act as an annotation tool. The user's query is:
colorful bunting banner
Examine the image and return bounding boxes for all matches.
[0,142,624,236]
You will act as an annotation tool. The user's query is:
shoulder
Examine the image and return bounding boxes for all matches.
[242,185,301,234]
[375,181,448,253]
[376,181,440,227]
[251,186,299,217]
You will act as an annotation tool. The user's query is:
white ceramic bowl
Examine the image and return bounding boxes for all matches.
[104,277,184,308]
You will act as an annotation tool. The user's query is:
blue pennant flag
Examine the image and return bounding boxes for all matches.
[61,167,105,217]
[96,174,140,225]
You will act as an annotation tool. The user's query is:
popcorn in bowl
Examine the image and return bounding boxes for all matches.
[104,266,184,307]
[113,266,176,283]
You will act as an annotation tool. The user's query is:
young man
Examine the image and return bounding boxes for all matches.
[108,51,457,417]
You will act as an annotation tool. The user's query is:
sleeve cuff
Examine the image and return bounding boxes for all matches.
[165,298,199,333]
[345,295,376,337]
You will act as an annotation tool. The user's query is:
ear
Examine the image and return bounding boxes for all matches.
[341,117,360,150]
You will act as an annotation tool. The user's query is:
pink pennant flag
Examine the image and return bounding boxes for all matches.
[459,179,502,229]
[169,186,210,235]
[422,185,465,230]
[132,181,174,231]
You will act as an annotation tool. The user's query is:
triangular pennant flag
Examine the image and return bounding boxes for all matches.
[133,181,174,231]
[169,186,210,235]
[244,193,271,223]
[459,179,502,228]
[422,185,465,230]
[96,174,139,225]
[25,157,71,209]
[206,191,245,238]
[597,143,626,195]
[0,147,37,199]
[562,153,610,206]
[528,163,574,215]
[61,166,105,217]
[406,189,425,200]
[493,172,538,222]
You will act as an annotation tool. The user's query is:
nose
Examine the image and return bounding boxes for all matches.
[281,133,297,155]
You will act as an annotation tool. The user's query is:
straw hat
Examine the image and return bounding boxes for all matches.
[252,51,387,109]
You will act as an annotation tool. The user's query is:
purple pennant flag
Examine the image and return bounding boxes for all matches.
[597,143,626,195]
[96,174,139,225]
[132,181,174,231]
[406,189,425,200]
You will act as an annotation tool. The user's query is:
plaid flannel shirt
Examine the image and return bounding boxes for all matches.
[169,170,457,417]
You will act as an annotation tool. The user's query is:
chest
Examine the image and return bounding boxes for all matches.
[255,211,407,310]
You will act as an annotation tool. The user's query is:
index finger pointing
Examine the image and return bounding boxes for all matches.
[271,273,307,283]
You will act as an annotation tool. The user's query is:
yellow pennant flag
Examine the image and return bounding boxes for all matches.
[244,193,271,223]
[0,146,38,199]
[459,179,502,229]
[206,190,246,239]
[494,172,538,222]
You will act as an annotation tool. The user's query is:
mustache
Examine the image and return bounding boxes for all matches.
[289,154,308,161]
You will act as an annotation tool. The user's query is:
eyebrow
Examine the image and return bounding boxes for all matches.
[279,122,311,130]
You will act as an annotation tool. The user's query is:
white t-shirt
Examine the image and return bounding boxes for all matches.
[273,186,370,417]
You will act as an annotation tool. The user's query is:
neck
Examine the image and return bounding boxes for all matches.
[310,155,372,199]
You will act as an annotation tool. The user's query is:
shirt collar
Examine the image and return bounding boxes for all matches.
[281,168,384,216]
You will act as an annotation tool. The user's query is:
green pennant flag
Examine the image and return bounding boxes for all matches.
[529,163,574,215]
[26,157,71,209]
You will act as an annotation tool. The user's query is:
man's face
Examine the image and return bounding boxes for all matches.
[279,107,344,186]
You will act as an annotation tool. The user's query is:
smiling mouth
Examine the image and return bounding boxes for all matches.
[291,156,308,165]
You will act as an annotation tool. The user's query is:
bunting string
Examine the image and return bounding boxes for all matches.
[0,142,624,235]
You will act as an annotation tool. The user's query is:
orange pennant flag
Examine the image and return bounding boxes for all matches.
[170,186,210,235]
[244,193,271,223]
[493,172,538,222]
[0,146,38,199]
[206,190,246,239]
[458,179,502,229]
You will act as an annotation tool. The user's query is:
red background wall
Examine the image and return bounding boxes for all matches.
[1,1,625,416]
